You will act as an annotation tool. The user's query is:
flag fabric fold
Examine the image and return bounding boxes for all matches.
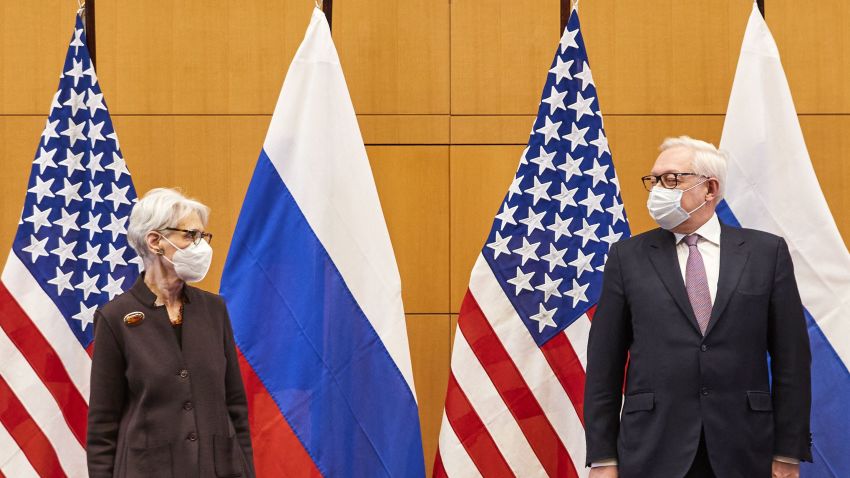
[0,11,139,477]
[717,5,850,476]
[434,8,629,478]
[220,7,424,478]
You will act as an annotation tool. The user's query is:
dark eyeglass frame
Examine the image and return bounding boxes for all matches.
[159,227,213,245]
[641,172,705,191]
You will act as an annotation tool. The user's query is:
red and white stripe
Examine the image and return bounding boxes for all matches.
[0,252,91,477]
[435,255,592,478]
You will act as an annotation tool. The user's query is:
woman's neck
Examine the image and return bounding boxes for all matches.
[143,261,183,307]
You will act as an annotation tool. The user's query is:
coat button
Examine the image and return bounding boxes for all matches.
[701,387,709,396]
[183,401,194,411]
[700,344,708,352]
[187,432,198,441]
[178,369,189,378]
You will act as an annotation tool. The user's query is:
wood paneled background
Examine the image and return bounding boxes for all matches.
[2,1,848,475]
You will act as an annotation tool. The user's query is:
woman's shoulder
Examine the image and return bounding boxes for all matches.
[184,285,227,310]
[96,287,144,321]
[92,288,150,339]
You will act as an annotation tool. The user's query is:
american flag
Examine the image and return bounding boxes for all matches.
[434,9,630,478]
[0,12,139,477]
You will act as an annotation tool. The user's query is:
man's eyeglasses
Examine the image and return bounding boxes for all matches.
[160,227,213,245]
[641,172,704,191]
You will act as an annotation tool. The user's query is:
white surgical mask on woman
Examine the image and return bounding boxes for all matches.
[159,234,213,283]
[646,179,708,230]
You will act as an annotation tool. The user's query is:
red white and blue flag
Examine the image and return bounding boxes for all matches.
[717,6,850,476]
[434,8,629,478]
[0,12,140,477]
[220,8,424,477]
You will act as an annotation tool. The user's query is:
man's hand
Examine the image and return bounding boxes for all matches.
[772,460,800,478]
[589,466,618,478]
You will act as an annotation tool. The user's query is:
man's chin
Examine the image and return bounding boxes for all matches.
[668,222,694,235]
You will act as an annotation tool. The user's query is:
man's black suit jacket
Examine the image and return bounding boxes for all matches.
[584,224,812,478]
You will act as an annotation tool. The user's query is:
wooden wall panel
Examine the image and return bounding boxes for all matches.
[451,0,750,115]
[449,145,523,311]
[107,115,268,293]
[769,0,850,113]
[359,115,449,145]
[579,0,751,114]
[0,2,79,114]
[96,1,314,114]
[799,116,850,244]
[451,0,560,114]
[369,146,450,313]
[0,114,267,294]
[334,0,450,114]
[451,115,536,145]
[406,314,451,478]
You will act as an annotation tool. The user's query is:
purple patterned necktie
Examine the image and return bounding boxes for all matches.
[684,234,712,335]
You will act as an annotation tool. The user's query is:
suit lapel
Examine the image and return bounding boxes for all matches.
[705,225,749,337]
[179,286,204,369]
[646,229,703,336]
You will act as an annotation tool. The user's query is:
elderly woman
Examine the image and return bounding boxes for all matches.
[87,188,255,478]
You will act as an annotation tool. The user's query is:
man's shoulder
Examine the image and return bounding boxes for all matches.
[611,224,785,252]
[611,227,670,254]
[721,224,784,249]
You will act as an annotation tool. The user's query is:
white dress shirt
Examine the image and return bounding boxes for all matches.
[590,214,799,468]
[674,213,721,303]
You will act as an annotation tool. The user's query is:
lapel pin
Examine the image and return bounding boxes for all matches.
[123,312,145,326]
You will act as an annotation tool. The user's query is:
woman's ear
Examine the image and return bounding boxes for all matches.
[145,231,163,256]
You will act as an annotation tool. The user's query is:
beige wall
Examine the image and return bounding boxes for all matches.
[2,1,849,475]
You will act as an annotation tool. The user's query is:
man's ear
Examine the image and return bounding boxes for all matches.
[705,178,720,202]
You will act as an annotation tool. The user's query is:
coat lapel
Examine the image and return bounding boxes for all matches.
[179,286,199,364]
[646,229,703,336]
[129,273,190,360]
[705,225,749,337]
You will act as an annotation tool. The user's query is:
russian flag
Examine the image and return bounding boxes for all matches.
[220,7,425,477]
[717,5,850,476]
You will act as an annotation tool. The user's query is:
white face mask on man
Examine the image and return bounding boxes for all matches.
[646,179,708,230]
[158,234,213,283]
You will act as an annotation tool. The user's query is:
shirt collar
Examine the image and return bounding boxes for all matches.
[674,213,721,246]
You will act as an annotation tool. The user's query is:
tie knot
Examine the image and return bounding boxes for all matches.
[684,234,700,247]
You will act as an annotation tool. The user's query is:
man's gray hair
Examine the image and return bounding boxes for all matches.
[127,188,210,261]
[660,136,728,202]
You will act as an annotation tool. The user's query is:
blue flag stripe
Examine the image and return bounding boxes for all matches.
[804,308,850,477]
[221,150,424,478]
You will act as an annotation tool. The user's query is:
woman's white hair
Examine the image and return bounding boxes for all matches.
[660,136,728,202]
[127,188,210,261]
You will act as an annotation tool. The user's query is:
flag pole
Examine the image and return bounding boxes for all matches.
[82,0,97,68]
[321,0,333,32]
[560,0,570,32]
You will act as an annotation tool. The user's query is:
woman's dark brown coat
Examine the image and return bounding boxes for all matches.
[87,274,255,478]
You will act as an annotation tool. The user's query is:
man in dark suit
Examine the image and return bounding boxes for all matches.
[584,137,811,478]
